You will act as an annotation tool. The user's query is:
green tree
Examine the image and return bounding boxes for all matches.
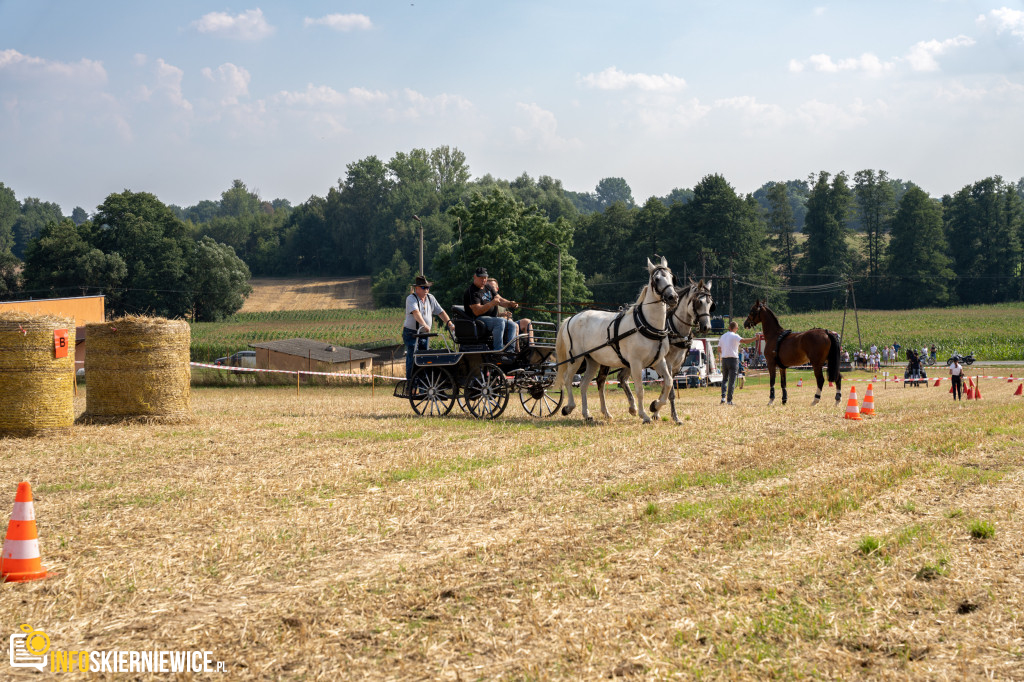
[0,183,20,254]
[70,207,89,226]
[0,250,21,296]
[942,177,1023,304]
[13,197,63,259]
[572,201,637,303]
[432,190,590,320]
[371,250,413,308]
[853,169,895,305]
[219,179,262,218]
[885,187,953,307]
[93,190,195,317]
[764,181,796,279]
[187,236,252,321]
[799,171,855,309]
[595,177,634,209]
[22,219,126,297]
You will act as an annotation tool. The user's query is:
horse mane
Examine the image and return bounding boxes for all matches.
[632,284,649,307]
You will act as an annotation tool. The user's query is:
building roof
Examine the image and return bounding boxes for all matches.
[249,338,376,363]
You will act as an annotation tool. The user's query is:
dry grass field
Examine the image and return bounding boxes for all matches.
[240,277,373,312]
[2,377,1022,679]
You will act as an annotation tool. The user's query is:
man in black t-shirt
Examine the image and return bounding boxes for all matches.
[463,266,518,351]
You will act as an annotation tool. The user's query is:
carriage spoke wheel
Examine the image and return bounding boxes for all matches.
[519,379,564,418]
[409,367,456,417]
[464,363,509,419]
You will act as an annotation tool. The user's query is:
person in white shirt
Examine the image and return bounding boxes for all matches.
[948,357,963,401]
[718,320,756,405]
[403,274,455,380]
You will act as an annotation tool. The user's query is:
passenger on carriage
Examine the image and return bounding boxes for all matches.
[463,267,519,352]
[487,277,533,350]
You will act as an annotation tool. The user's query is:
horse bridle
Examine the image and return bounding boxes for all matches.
[671,286,714,330]
[643,265,677,307]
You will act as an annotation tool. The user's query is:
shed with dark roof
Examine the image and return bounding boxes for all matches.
[249,338,376,377]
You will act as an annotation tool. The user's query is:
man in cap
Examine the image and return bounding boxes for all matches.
[403,274,455,380]
[463,266,518,352]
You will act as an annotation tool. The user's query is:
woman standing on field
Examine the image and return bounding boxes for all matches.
[949,357,963,401]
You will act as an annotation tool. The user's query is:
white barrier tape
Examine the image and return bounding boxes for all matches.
[189,362,404,382]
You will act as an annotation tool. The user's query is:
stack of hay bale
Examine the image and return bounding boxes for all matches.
[0,312,76,437]
[79,316,193,424]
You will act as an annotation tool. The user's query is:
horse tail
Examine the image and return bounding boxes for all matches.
[827,331,841,384]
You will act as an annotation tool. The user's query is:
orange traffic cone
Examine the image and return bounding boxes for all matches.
[965,385,974,400]
[950,383,955,394]
[974,380,982,400]
[1,483,51,583]
[861,383,876,416]
[1008,374,1014,383]
[1014,382,1022,396]
[933,378,941,387]
[844,386,862,420]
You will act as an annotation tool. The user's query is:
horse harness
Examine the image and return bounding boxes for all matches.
[772,329,793,370]
[563,266,674,368]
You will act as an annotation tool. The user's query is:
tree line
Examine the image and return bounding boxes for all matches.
[2,147,1023,322]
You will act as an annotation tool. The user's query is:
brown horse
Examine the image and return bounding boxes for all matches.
[742,299,842,406]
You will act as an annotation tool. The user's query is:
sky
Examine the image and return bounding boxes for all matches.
[1,1,1023,214]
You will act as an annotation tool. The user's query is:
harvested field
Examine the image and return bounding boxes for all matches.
[240,277,372,312]
[2,379,1022,679]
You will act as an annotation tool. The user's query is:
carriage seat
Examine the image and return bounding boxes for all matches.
[451,305,493,350]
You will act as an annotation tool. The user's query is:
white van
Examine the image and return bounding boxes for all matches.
[673,338,723,388]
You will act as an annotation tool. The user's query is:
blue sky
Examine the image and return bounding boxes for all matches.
[1,1,1023,213]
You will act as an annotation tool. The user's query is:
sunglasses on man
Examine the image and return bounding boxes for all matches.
[418,285,430,290]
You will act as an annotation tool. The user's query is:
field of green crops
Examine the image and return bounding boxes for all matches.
[190,308,405,361]
[189,302,1024,362]
[778,302,1024,360]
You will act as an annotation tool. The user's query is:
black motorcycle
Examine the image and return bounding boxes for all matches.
[947,352,976,366]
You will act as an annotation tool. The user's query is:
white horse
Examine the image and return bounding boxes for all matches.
[554,257,679,423]
[607,279,714,424]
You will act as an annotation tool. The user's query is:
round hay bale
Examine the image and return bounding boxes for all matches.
[0,312,76,437]
[80,316,193,424]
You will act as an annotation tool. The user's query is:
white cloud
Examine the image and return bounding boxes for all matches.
[714,96,787,126]
[201,63,251,106]
[790,52,894,74]
[794,98,884,132]
[273,84,347,108]
[905,35,974,72]
[138,58,192,112]
[0,49,106,85]
[978,7,1024,39]
[192,9,274,40]
[580,66,686,92]
[512,102,580,150]
[304,14,372,31]
[400,89,472,118]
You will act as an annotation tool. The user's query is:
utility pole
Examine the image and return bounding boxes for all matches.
[728,252,734,321]
[412,215,424,275]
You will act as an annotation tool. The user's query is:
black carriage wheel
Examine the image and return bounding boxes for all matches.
[409,367,456,416]
[519,382,564,418]
[464,363,509,419]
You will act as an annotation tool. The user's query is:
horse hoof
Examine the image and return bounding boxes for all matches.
[810,398,820,406]
[561,406,573,416]
[628,407,637,416]
[649,400,659,413]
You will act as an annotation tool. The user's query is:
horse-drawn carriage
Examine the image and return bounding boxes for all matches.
[393,307,563,419]
[903,349,928,387]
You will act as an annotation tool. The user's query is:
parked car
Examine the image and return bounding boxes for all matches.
[214,356,229,366]
[227,350,256,373]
